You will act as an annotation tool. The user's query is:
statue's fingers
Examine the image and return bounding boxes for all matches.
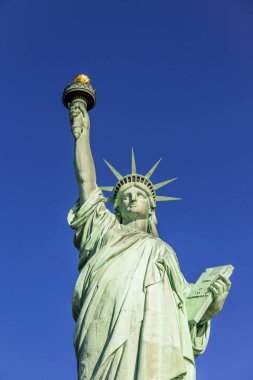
[220,275,232,290]
[215,279,229,294]
[81,110,86,118]
[210,285,219,298]
[212,282,223,296]
[215,279,227,293]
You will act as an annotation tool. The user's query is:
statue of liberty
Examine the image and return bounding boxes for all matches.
[63,75,232,380]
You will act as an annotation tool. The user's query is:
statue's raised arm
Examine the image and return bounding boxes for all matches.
[63,74,97,204]
[69,99,96,204]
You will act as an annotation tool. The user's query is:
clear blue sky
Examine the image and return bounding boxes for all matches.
[0,0,252,379]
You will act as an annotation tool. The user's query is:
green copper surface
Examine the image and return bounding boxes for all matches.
[63,75,233,380]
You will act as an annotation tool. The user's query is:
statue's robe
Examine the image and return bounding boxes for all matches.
[68,188,210,380]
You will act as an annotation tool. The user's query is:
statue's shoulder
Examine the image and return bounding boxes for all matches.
[163,241,180,261]
[164,242,176,254]
[149,236,178,256]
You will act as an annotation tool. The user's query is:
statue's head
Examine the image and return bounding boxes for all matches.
[113,182,158,236]
[101,149,181,237]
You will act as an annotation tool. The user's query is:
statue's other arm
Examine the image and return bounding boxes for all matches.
[69,100,97,205]
[201,275,232,322]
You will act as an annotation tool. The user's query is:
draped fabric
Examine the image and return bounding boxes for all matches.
[68,188,210,380]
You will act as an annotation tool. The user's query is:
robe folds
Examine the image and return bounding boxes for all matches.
[68,188,210,380]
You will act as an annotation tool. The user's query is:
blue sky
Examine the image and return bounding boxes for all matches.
[0,0,252,378]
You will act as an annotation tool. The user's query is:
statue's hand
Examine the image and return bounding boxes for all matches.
[69,100,90,139]
[203,275,231,321]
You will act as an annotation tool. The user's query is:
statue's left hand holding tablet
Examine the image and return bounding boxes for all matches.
[202,274,232,322]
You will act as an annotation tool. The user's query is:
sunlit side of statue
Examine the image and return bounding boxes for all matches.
[62,75,233,380]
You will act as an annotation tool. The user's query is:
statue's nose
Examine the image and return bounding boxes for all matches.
[131,193,137,201]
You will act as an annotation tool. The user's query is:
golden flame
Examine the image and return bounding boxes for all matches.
[73,74,91,85]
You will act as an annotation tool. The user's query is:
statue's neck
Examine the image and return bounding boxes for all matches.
[121,217,148,233]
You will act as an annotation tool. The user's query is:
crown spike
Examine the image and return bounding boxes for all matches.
[154,177,178,190]
[156,196,182,201]
[131,147,137,174]
[145,158,162,179]
[103,159,123,180]
[100,186,114,191]
[104,197,114,203]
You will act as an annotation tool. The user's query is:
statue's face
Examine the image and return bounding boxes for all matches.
[119,186,150,220]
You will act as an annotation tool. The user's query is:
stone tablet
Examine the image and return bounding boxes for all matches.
[186,265,234,326]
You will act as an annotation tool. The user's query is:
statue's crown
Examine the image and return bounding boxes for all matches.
[101,149,181,205]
